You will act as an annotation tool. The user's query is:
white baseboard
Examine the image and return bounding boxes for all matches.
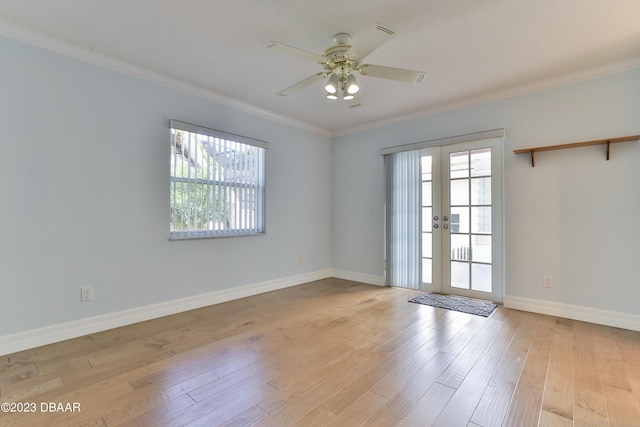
[17,273,634,356]
[331,269,385,287]
[503,295,640,332]
[0,269,333,356]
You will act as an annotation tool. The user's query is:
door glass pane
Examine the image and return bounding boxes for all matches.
[422,181,432,206]
[471,177,491,205]
[450,151,469,178]
[450,207,469,233]
[421,153,435,287]
[472,263,492,292]
[471,207,491,234]
[421,207,432,232]
[451,261,469,289]
[421,156,432,181]
[450,179,469,205]
[470,149,491,177]
[472,235,492,263]
[440,141,499,299]
[451,234,470,261]
[422,232,432,258]
[422,258,432,284]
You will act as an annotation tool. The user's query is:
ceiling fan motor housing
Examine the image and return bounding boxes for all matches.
[323,33,360,76]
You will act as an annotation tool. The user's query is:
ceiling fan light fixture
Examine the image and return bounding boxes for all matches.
[268,24,426,107]
[345,73,360,94]
[324,73,339,94]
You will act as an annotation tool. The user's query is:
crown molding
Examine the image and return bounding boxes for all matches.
[0,19,332,138]
[334,56,640,137]
[3,18,638,141]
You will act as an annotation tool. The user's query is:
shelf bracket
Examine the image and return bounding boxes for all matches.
[530,150,535,167]
[606,140,610,160]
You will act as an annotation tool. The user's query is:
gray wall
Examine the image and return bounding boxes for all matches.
[2,32,639,340]
[0,36,332,336]
[332,68,640,315]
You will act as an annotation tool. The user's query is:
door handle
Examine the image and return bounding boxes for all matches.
[443,224,449,229]
[433,223,439,229]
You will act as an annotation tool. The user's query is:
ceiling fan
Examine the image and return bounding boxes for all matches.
[265,24,425,107]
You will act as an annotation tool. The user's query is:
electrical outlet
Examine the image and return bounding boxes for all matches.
[543,275,553,288]
[80,286,93,302]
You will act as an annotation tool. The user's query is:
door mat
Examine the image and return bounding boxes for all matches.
[408,292,497,317]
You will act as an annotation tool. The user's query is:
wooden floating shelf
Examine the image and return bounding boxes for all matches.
[513,135,640,167]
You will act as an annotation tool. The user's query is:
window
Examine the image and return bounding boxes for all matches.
[169,120,267,239]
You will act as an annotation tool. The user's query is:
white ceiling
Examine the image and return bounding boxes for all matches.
[1,0,639,135]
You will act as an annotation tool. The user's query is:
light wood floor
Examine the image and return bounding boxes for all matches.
[2,278,640,427]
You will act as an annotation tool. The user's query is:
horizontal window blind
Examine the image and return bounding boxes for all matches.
[170,120,267,239]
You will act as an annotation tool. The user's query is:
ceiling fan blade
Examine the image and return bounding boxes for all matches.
[265,41,323,63]
[359,64,425,84]
[276,72,327,96]
[347,94,361,108]
[346,24,395,60]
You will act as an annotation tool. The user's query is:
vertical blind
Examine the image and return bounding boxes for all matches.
[170,120,267,239]
[385,150,421,289]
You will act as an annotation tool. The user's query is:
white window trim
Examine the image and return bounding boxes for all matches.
[169,120,267,240]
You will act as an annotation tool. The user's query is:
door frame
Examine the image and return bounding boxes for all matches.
[436,137,504,303]
[383,129,505,302]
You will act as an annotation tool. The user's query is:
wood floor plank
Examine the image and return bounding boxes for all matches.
[603,387,640,427]
[438,315,487,356]
[2,278,639,427]
[103,393,196,426]
[184,384,273,427]
[592,323,634,394]
[538,409,573,427]
[483,309,526,358]
[1,376,65,402]
[0,362,39,386]
[435,315,508,389]
[219,405,269,427]
[527,313,557,357]
[258,347,385,425]
[539,320,575,423]
[369,344,441,399]
[432,352,501,427]
[164,383,275,426]
[469,348,528,427]
[397,382,456,427]
[49,379,134,424]
[367,351,456,427]
[575,320,603,393]
[471,310,550,427]
[320,329,441,415]
[325,391,387,427]
[574,385,610,426]
[291,405,336,427]
[501,353,549,427]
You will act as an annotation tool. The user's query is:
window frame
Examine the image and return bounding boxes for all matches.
[169,120,267,240]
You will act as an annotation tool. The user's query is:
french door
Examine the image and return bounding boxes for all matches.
[420,138,503,302]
